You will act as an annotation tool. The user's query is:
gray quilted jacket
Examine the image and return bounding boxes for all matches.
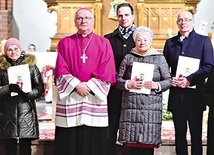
[116,48,171,146]
[0,53,44,140]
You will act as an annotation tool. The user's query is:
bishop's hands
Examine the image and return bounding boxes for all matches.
[127,76,159,90]
[9,84,28,99]
[76,82,91,97]
[172,74,190,88]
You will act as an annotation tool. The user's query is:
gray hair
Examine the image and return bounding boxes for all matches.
[132,26,153,42]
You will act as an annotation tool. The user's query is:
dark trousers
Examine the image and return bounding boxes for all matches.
[108,114,120,155]
[5,139,31,155]
[207,107,214,155]
[172,109,203,155]
[54,126,108,155]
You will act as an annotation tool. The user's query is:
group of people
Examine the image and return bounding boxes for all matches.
[0,2,214,155]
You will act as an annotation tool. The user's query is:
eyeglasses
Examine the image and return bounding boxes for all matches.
[75,17,93,22]
[177,18,193,24]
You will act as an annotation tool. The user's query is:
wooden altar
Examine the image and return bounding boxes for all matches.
[44,0,200,52]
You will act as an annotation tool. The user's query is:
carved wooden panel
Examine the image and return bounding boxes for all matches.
[47,2,102,51]
[137,3,185,50]
[137,3,184,36]
[44,0,199,51]
[56,3,102,35]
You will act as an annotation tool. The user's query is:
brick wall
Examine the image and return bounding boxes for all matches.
[0,0,13,53]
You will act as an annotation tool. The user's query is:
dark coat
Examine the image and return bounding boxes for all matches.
[163,30,214,111]
[203,66,214,108]
[104,28,135,115]
[0,54,44,139]
[116,49,171,145]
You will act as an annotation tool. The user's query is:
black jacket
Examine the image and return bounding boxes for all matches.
[0,54,44,139]
[204,65,214,108]
[104,28,135,115]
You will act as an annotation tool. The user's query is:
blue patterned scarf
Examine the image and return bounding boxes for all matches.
[118,24,136,39]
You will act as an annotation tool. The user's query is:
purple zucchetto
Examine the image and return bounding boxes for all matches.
[4,38,23,54]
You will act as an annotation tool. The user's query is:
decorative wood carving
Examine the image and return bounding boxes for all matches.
[44,0,199,52]
[137,0,199,51]
[44,0,102,51]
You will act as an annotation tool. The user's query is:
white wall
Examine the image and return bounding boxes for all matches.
[12,0,214,52]
[12,0,57,52]
[194,0,214,38]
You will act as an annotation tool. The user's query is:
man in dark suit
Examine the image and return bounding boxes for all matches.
[104,3,135,155]
[163,11,214,155]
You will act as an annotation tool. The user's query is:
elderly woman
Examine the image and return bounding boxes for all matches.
[0,38,44,155]
[116,26,171,155]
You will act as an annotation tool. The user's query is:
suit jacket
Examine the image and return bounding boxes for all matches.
[104,27,135,115]
[163,30,214,111]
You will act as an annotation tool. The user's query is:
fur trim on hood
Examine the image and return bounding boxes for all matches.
[0,53,37,70]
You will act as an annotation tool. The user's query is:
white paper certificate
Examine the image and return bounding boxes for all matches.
[176,55,200,89]
[8,64,32,96]
[130,62,154,94]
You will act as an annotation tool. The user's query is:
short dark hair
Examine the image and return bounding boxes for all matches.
[28,44,36,48]
[116,3,134,15]
[28,44,36,51]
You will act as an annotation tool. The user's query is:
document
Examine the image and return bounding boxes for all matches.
[130,62,154,94]
[8,64,32,96]
[176,55,200,89]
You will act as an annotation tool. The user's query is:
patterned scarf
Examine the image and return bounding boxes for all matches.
[118,24,136,39]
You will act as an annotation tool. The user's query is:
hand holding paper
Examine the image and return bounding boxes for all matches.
[130,62,154,94]
[143,81,159,90]
[7,64,32,94]
[177,77,190,88]
[127,76,143,90]
[9,83,28,99]
[176,56,200,89]
[9,84,20,93]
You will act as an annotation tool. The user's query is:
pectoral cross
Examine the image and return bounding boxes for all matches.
[81,53,88,63]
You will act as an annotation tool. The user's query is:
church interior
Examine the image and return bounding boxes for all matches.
[0,0,212,154]
[1,0,208,53]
